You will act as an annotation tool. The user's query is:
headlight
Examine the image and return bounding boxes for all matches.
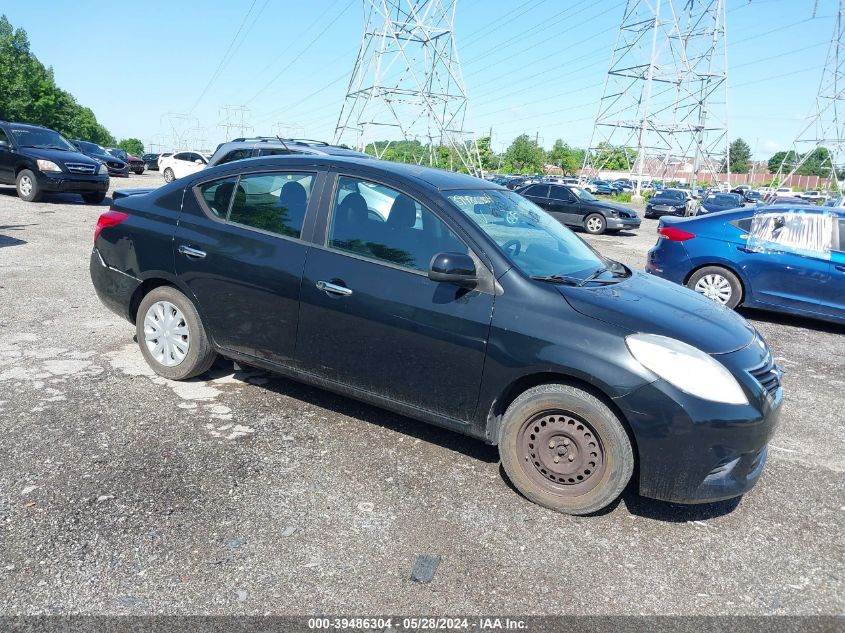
[626,333,748,405]
[610,210,620,218]
[98,164,108,175]
[36,159,61,173]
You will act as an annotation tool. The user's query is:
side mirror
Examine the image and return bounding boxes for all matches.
[428,252,477,287]
[0,140,9,150]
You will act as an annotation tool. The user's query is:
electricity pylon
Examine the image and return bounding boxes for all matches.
[774,0,845,191]
[334,0,481,174]
[218,105,254,141]
[582,0,728,198]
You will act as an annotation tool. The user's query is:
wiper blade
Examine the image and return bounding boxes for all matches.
[578,267,609,286]
[531,274,580,286]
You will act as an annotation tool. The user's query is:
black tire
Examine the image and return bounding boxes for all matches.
[135,286,217,380]
[499,384,634,515]
[133,167,145,175]
[16,169,42,202]
[82,192,106,204]
[686,266,743,309]
[163,168,175,183]
[583,213,606,235]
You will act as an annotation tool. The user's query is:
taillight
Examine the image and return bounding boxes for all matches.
[658,226,695,241]
[94,210,128,243]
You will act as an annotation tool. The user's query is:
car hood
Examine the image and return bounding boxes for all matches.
[557,271,756,355]
[20,147,99,167]
[589,200,638,218]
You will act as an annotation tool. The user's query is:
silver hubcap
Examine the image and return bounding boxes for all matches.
[143,301,190,366]
[587,216,603,232]
[164,169,173,182]
[694,274,732,304]
[19,176,32,196]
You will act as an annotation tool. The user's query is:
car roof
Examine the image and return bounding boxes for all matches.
[0,121,53,131]
[205,154,500,191]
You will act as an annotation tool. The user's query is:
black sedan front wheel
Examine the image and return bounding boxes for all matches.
[583,213,606,235]
[499,384,634,515]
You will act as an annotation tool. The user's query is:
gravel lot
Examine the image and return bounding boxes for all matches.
[0,172,843,616]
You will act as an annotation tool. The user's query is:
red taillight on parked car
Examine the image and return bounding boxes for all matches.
[94,210,128,243]
[658,226,695,241]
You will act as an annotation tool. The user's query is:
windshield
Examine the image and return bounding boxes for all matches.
[10,127,77,151]
[568,186,597,202]
[76,140,110,156]
[446,189,606,279]
[659,191,685,201]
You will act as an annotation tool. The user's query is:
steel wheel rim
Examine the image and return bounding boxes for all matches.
[19,176,32,196]
[143,301,190,367]
[517,410,606,497]
[587,216,603,232]
[164,169,174,182]
[694,274,732,304]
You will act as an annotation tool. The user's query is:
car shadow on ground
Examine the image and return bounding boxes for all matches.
[0,187,110,206]
[0,224,34,248]
[739,306,845,335]
[205,358,500,465]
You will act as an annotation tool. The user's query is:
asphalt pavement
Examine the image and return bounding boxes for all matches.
[0,172,842,616]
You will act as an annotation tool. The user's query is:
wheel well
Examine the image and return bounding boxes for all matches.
[487,372,638,454]
[683,262,746,300]
[128,279,176,324]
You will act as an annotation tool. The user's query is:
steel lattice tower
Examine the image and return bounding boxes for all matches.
[583,0,728,198]
[334,0,481,174]
[774,0,845,190]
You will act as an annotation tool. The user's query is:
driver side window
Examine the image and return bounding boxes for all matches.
[328,176,468,272]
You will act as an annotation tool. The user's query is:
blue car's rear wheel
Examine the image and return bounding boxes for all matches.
[687,266,743,309]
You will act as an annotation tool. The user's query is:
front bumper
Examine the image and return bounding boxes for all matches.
[108,165,130,177]
[615,341,782,504]
[37,171,109,194]
[607,216,641,230]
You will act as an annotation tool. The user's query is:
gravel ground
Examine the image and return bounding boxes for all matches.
[0,172,843,616]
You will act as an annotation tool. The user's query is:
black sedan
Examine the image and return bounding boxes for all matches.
[142,153,160,171]
[645,189,689,218]
[698,192,744,215]
[72,140,129,177]
[516,182,640,234]
[90,155,781,515]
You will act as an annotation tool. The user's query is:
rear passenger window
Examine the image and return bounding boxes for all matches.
[217,149,252,165]
[732,218,752,232]
[328,176,468,272]
[198,177,238,219]
[258,148,293,157]
[228,172,313,239]
[838,219,845,252]
[524,185,549,197]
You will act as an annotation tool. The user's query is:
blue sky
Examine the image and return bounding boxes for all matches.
[1,0,835,158]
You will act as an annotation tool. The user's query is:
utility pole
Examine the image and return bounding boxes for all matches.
[774,0,845,192]
[583,0,729,201]
[334,0,482,175]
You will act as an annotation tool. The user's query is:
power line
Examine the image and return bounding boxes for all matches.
[187,0,259,114]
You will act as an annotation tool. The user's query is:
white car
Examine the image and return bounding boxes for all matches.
[775,187,795,198]
[159,151,210,182]
[798,190,828,202]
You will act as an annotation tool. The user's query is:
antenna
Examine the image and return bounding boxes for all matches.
[334,0,482,174]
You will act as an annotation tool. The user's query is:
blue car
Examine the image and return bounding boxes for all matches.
[647,205,845,324]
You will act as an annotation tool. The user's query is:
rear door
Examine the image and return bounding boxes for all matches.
[174,168,323,365]
[519,185,550,211]
[546,185,581,225]
[295,172,494,422]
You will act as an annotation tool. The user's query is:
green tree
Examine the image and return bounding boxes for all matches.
[0,15,115,144]
[118,138,145,156]
[768,150,799,175]
[476,136,497,172]
[502,134,545,174]
[727,138,752,173]
[591,142,635,171]
[547,139,585,175]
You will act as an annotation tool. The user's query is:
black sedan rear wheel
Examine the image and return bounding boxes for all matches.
[499,384,634,515]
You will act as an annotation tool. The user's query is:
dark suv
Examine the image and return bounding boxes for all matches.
[0,121,109,203]
[90,155,781,515]
[72,140,130,177]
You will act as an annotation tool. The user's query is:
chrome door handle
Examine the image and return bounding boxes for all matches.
[178,245,206,259]
[316,280,352,296]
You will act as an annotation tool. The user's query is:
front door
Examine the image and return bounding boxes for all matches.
[174,169,319,365]
[296,174,495,422]
[826,217,845,318]
[0,127,14,184]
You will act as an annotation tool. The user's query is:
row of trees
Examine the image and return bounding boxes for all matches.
[0,15,143,154]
